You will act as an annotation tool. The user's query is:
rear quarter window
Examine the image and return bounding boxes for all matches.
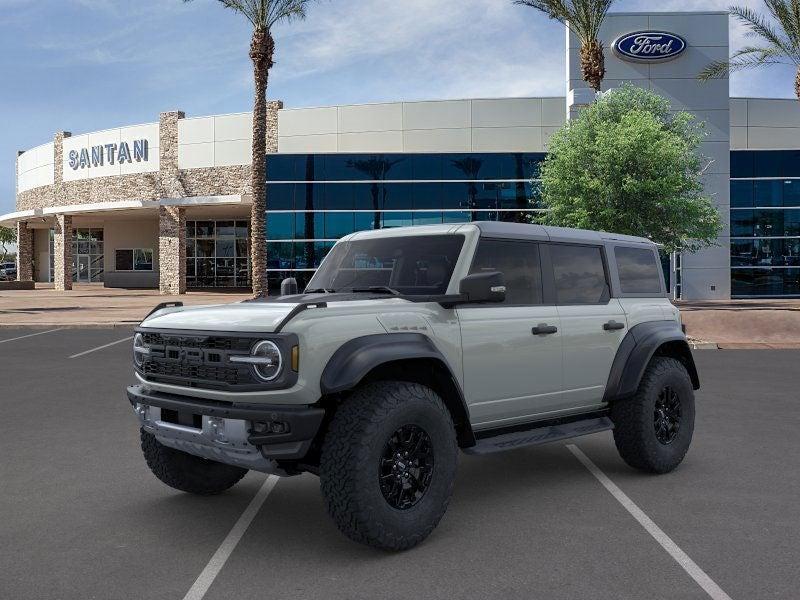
[615,246,662,294]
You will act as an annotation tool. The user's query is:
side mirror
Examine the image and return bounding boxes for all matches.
[280,277,299,296]
[458,271,506,304]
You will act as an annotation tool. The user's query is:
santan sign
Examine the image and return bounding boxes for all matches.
[613,31,687,62]
[68,139,149,170]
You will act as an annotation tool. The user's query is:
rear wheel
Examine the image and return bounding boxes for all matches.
[140,430,247,495]
[319,381,458,551]
[611,357,695,474]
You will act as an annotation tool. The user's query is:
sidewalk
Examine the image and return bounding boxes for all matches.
[678,299,800,349]
[0,284,250,328]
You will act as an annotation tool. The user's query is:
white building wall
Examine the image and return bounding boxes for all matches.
[274,98,565,154]
[17,142,55,193]
[177,112,253,169]
[568,11,731,300]
[730,98,800,150]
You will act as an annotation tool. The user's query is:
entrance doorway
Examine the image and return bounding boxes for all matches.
[72,228,104,283]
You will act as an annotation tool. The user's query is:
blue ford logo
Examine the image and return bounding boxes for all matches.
[613,31,687,62]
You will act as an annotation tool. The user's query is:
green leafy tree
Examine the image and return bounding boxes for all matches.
[537,84,722,253]
[515,0,615,92]
[699,2,800,100]
[0,226,15,263]
[184,0,316,297]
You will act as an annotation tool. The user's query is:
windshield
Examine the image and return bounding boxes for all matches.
[306,235,465,296]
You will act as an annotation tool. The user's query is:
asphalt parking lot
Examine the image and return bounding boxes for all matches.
[2,328,799,600]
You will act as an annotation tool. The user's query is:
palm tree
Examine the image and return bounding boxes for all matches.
[184,0,315,297]
[699,3,800,101]
[515,0,616,92]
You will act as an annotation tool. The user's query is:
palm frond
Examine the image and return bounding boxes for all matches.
[699,46,789,80]
[186,0,312,30]
[515,0,615,43]
[730,5,800,64]
[764,0,800,46]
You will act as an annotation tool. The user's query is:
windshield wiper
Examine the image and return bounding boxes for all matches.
[350,286,402,295]
[305,288,335,294]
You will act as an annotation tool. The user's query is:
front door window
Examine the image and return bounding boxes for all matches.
[71,228,104,283]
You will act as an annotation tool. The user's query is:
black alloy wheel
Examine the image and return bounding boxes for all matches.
[653,386,682,445]
[379,424,434,510]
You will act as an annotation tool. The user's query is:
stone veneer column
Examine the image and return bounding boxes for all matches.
[16,221,33,282]
[53,214,73,291]
[159,206,186,295]
[265,101,283,154]
[158,111,186,295]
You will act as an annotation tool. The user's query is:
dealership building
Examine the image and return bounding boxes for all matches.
[4,10,800,299]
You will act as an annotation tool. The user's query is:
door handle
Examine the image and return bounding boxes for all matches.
[603,320,626,331]
[532,324,558,335]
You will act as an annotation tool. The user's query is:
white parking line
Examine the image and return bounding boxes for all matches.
[0,329,63,345]
[567,444,733,600]
[183,476,279,600]
[68,335,133,359]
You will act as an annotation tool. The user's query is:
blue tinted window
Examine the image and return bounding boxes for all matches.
[442,183,470,209]
[412,155,442,180]
[382,183,413,210]
[731,239,800,267]
[443,210,471,223]
[294,183,325,211]
[267,242,294,270]
[730,181,753,208]
[784,180,800,207]
[754,180,783,207]
[413,212,443,225]
[294,212,324,240]
[444,155,486,180]
[325,183,354,210]
[786,210,800,235]
[413,183,443,209]
[266,213,294,240]
[267,184,294,210]
[383,212,413,228]
[325,212,355,239]
[754,151,783,177]
[353,183,379,210]
[732,268,800,296]
[730,152,754,178]
[355,211,380,232]
[266,155,296,181]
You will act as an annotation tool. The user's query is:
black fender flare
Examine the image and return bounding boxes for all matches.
[603,321,700,403]
[320,333,475,447]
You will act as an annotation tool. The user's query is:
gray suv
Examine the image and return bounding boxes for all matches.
[128,222,698,550]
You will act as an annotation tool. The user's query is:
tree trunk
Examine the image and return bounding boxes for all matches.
[580,40,605,93]
[249,29,275,298]
[796,67,800,102]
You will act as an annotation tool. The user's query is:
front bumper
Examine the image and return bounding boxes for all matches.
[127,385,325,475]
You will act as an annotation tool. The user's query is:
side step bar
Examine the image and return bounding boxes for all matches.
[464,415,614,455]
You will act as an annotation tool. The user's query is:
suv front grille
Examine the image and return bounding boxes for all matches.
[138,332,256,390]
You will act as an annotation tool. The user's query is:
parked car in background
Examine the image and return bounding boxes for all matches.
[0,262,16,281]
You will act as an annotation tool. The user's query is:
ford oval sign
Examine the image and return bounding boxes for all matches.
[613,31,687,63]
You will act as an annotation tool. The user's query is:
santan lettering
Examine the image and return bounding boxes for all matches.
[68,139,149,170]
[629,35,674,56]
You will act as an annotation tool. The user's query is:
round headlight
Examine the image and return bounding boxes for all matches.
[251,340,282,381]
[133,333,146,368]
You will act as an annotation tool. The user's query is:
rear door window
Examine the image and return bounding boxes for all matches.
[469,239,543,305]
[615,247,662,294]
[549,244,609,304]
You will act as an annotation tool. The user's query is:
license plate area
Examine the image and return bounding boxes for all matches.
[160,408,203,429]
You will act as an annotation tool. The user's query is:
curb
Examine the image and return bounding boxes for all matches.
[688,342,719,350]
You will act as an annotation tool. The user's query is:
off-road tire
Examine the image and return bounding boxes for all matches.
[319,381,458,551]
[140,430,247,495]
[611,357,695,474]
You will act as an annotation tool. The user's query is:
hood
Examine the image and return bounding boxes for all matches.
[139,293,407,333]
[140,302,298,333]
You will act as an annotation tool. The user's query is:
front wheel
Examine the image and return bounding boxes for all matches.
[611,357,695,474]
[319,381,458,551]
[140,430,247,495]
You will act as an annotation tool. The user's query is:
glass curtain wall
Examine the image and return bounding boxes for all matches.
[264,152,546,293]
[731,151,800,297]
[186,220,251,288]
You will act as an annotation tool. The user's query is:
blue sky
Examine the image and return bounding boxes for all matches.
[1,0,797,215]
